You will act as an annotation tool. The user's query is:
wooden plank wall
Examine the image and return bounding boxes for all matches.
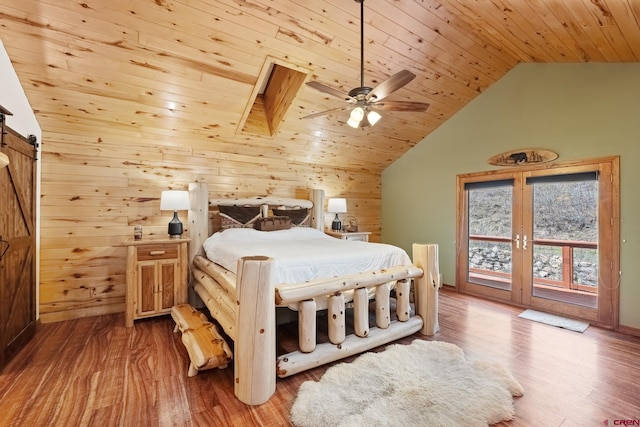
[38,129,380,323]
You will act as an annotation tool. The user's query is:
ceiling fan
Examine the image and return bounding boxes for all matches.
[302,0,429,128]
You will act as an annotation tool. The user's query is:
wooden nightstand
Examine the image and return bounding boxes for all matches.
[124,237,190,327]
[325,230,371,242]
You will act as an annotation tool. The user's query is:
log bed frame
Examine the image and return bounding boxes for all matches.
[187,183,440,405]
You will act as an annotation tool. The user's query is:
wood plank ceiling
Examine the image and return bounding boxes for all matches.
[1,0,639,174]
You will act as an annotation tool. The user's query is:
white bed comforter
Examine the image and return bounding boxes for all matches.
[202,227,412,285]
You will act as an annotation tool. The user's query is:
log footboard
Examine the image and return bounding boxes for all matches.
[191,243,439,405]
[234,243,439,405]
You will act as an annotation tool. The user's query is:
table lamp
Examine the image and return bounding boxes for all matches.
[327,198,347,232]
[160,190,190,237]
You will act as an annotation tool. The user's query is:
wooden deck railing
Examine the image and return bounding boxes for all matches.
[469,235,598,294]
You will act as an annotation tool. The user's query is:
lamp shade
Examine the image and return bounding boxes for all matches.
[327,198,347,214]
[160,190,190,211]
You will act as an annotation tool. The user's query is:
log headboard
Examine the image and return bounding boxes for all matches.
[186,183,325,267]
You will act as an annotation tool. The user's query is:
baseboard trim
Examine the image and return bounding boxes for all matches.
[616,324,640,338]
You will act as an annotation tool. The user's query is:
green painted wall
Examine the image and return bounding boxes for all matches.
[382,63,640,329]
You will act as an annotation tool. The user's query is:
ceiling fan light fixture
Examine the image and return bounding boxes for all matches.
[350,106,365,121]
[347,107,381,128]
[367,110,381,126]
[347,116,361,128]
[348,106,366,128]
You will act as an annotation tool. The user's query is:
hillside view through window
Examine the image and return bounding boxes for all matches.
[468,180,598,291]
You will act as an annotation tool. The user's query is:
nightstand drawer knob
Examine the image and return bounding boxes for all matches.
[150,250,166,256]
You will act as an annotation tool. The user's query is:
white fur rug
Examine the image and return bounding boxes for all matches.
[290,340,524,427]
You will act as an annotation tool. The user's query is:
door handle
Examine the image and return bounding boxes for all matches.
[514,234,520,249]
[523,235,528,250]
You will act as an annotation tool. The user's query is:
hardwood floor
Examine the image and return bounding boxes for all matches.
[1,288,639,426]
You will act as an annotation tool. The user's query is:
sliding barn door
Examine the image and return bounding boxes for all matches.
[0,125,37,371]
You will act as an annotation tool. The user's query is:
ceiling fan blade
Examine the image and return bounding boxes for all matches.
[306,81,349,100]
[371,100,430,112]
[301,106,349,119]
[366,70,416,102]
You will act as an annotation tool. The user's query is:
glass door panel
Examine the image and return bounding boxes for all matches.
[527,172,599,309]
[466,181,514,292]
[457,173,523,304]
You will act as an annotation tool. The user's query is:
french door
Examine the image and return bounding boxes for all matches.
[456,157,619,328]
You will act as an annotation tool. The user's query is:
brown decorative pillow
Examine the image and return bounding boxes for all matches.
[273,208,310,227]
[253,216,292,231]
[218,205,261,229]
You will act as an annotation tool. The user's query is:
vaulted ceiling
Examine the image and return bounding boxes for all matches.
[1,0,639,173]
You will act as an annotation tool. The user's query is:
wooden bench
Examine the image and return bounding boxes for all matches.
[171,304,233,377]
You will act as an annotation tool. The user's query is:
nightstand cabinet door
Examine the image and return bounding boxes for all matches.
[138,263,157,314]
[160,262,177,310]
[125,238,189,327]
[136,260,178,317]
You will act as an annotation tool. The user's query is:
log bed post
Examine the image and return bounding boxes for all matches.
[327,293,346,344]
[309,188,324,231]
[396,279,411,321]
[234,256,276,405]
[298,299,317,353]
[353,288,370,337]
[375,285,391,329]
[188,182,209,308]
[412,243,440,335]
[188,182,208,264]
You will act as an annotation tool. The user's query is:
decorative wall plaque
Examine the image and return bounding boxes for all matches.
[488,149,558,167]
